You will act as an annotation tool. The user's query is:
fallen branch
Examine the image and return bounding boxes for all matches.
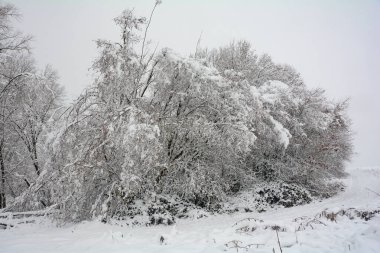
[232,217,263,227]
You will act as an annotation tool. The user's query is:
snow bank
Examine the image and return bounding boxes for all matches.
[0,167,379,253]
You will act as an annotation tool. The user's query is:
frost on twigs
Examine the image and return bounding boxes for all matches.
[295,207,380,231]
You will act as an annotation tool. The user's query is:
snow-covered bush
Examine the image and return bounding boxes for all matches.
[254,181,312,209]
[111,194,208,226]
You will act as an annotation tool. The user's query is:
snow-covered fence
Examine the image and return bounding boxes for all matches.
[0,210,54,229]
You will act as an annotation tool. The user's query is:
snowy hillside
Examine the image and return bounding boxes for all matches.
[1,167,379,253]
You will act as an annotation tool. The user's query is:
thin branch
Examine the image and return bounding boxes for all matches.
[366,187,380,197]
[140,0,161,63]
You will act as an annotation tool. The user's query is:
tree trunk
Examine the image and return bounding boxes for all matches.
[31,144,40,176]
[0,146,6,209]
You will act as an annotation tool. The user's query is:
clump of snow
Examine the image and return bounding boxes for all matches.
[269,115,292,148]
[259,80,290,105]
[249,85,260,98]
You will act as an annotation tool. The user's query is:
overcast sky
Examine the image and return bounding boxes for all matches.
[8,0,380,167]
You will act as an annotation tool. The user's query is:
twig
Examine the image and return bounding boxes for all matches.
[225,240,264,252]
[275,230,283,253]
[194,31,203,57]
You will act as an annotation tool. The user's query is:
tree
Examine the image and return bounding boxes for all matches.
[0,3,31,208]
[204,41,353,196]
[46,8,161,221]
[0,4,63,209]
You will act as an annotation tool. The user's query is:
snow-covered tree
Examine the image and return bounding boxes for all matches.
[0,3,32,208]
[0,4,63,209]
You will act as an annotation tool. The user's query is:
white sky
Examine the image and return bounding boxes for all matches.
[8,0,380,167]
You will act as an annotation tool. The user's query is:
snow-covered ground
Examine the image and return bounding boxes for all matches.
[1,167,379,253]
